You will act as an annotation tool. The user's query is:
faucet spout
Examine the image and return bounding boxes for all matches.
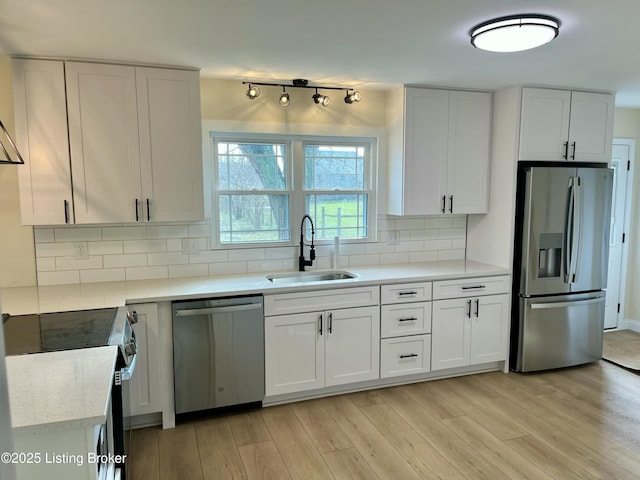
[299,215,316,271]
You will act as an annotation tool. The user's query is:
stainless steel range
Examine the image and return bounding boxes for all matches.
[2,306,137,479]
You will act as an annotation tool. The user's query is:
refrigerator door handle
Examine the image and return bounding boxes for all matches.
[571,177,583,283]
[564,177,575,284]
[529,296,605,310]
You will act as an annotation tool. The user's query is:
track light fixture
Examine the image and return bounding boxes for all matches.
[245,84,260,99]
[344,89,362,104]
[312,88,330,107]
[241,79,362,108]
[279,87,290,107]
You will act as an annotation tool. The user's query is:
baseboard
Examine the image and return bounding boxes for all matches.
[620,319,640,333]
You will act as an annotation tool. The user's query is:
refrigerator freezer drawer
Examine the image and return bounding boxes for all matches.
[517,292,605,372]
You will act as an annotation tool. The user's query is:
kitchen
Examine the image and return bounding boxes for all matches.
[2,1,640,479]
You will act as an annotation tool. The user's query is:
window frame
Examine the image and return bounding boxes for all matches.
[210,132,377,248]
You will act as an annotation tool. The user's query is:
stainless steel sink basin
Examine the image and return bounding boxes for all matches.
[266,271,357,284]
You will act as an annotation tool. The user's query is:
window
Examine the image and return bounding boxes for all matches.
[212,134,375,246]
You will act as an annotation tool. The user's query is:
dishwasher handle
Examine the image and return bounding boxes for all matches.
[175,303,262,317]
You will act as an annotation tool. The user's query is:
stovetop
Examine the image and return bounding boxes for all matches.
[2,308,118,356]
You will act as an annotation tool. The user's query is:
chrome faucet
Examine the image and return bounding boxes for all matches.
[299,214,316,271]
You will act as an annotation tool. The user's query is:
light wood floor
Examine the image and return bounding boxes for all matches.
[130,361,640,480]
[604,330,640,370]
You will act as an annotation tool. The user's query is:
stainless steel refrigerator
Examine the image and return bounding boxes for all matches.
[511,163,613,372]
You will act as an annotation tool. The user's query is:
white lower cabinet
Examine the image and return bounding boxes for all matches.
[128,303,163,416]
[380,335,431,378]
[265,305,380,396]
[431,294,510,371]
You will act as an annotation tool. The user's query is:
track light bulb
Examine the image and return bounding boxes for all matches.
[344,90,362,104]
[313,89,330,107]
[279,88,290,107]
[246,84,260,99]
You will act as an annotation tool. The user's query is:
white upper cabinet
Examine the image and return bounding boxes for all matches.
[12,58,204,225]
[66,62,142,223]
[12,59,74,225]
[387,86,491,216]
[519,87,614,163]
[136,67,204,222]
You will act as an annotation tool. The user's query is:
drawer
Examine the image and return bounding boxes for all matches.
[264,286,379,316]
[380,335,431,378]
[381,282,431,304]
[381,302,431,338]
[432,275,510,300]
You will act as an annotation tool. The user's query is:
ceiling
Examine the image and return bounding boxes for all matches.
[2,0,640,106]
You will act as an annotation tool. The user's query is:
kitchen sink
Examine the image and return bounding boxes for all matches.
[266,270,357,284]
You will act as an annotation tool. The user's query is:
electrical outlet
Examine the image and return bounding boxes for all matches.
[74,243,89,260]
[182,238,200,255]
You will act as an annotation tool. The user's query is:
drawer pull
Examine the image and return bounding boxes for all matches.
[399,354,418,359]
[398,317,418,322]
[398,291,418,296]
[461,285,486,290]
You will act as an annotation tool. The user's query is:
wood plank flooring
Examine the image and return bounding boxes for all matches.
[603,330,640,370]
[129,361,640,480]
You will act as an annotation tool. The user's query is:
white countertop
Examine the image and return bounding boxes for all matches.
[6,346,118,435]
[0,260,510,314]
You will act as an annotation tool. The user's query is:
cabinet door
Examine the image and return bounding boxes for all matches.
[325,306,380,386]
[136,68,204,222]
[12,59,73,225]
[519,88,571,161]
[66,62,142,223]
[265,312,324,396]
[448,91,491,214]
[380,334,431,378]
[431,298,470,370]
[128,303,162,416]
[568,91,614,163]
[469,294,510,365]
[402,88,449,215]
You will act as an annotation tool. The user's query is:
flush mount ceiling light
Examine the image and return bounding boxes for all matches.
[242,79,361,108]
[470,14,560,52]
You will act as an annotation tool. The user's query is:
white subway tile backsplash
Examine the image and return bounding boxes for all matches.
[88,241,124,255]
[103,254,147,269]
[125,266,168,281]
[55,256,103,271]
[34,228,55,243]
[102,226,146,241]
[80,268,126,283]
[54,227,102,242]
[124,240,167,254]
[148,252,189,266]
[169,264,209,278]
[33,213,470,285]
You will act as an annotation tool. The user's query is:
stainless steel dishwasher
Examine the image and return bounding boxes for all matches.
[172,295,264,415]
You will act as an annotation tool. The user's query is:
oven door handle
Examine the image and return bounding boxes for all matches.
[119,354,137,381]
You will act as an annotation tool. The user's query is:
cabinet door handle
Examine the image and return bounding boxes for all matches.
[319,314,323,335]
[571,141,576,160]
[449,195,453,214]
[563,141,569,159]
[399,354,418,359]
[63,200,70,224]
[475,298,480,317]
[135,199,140,222]
[398,317,418,322]
[467,299,472,318]
[398,291,418,297]
[462,285,486,290]
[146,198,151,221]
[328,312,333,334]
[441,195,446,214]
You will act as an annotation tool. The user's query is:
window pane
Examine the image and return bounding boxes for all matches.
[306,194,368,239]
[217,142,287,190]
[304,145,365,190]
[219,194,290,243]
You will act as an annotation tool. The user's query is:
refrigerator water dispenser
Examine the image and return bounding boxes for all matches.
[538,233,562,278]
